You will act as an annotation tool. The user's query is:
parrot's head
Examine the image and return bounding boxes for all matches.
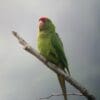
[38,17,55,32]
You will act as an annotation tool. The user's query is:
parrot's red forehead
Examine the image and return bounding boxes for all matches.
[39,17,47,22]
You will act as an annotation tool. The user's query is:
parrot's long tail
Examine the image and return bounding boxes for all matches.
[57,74,67,100]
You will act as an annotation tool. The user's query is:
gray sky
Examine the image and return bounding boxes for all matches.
[0,0,100,100]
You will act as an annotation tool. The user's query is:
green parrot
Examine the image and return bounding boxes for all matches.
[37,17,70,100]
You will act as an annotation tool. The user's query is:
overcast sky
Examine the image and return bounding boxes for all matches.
[0,0,100,100]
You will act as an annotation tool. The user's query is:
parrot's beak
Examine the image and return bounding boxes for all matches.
[39,20,44,30]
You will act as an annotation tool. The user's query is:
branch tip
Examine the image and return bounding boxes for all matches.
[12,31,17,36]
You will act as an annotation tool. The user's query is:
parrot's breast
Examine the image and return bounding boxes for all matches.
[37,32,61,65]
[37,33,51,58]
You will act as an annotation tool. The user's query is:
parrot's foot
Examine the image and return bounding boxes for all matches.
[39,53,48,64]
[43,58,48,64]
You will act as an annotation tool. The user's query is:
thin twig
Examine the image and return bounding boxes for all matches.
[12,31,96,100]
[40,93,83,99]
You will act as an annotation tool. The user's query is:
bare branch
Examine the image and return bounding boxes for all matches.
[40,93,83,99]
[12,31,96,100]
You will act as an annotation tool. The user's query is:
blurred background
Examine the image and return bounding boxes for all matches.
[0,0,100,100]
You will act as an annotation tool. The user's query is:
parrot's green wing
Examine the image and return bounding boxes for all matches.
[51,33,70,100]
[51,33,70,74]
